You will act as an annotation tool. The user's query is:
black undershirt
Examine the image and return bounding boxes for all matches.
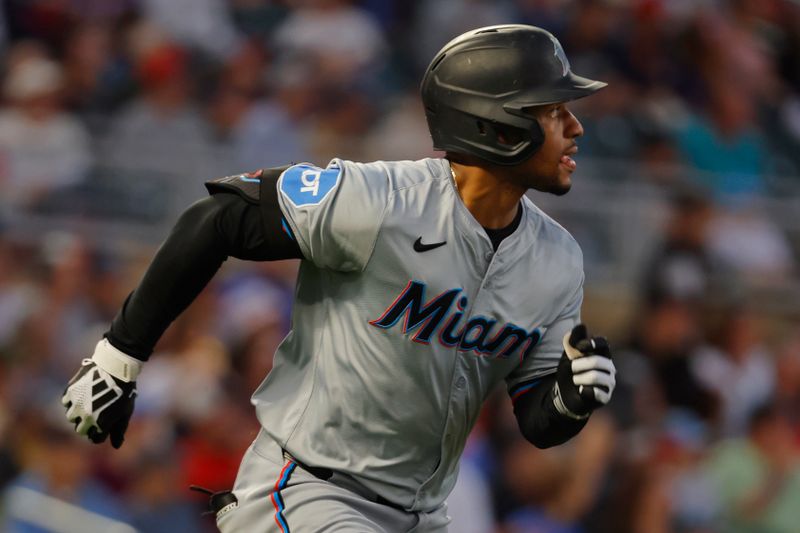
[106,192,301,360]
[483,202,523,251]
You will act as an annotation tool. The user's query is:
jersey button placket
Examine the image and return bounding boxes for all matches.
[481,249,496,290]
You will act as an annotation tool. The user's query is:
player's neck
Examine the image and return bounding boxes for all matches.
[449,161,523,229]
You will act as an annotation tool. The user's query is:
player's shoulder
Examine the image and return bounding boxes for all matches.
[336,157,450,192]
[274,158,447,209]
[522,196,583,261]
[275,158,446,196]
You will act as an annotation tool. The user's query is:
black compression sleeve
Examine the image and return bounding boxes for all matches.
[106,192,302,360]
[513,374,589,448]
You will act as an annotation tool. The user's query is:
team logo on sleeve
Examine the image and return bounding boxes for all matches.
[279,164,341,207]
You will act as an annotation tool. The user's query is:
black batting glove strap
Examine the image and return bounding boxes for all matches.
[553,324,616,419]
[62,360,137,449]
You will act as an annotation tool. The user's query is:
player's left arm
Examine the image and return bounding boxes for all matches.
[511,324,616,448]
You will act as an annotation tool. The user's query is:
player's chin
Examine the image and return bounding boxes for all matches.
[548,169,573,196]
[549,183,572,196]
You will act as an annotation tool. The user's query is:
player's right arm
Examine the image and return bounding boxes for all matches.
[63,160,390,447]
[62,167,303,448]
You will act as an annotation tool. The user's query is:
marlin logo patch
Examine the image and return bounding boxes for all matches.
[548,34,570,77]
[369,280,542,361]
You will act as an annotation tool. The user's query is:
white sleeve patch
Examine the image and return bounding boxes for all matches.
[279,163,342,207]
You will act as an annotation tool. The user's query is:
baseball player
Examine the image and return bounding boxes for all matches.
[62,25,617,532]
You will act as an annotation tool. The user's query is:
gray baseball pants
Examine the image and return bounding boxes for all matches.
[216,430,450,532]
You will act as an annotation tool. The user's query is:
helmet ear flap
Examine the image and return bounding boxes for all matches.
[494,121,545,155]
[482,121,527,156]
[425,105,543,164]
[528,119,545,153]
[494,124,524,147]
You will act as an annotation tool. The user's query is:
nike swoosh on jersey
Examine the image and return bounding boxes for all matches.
[413,237,447,252]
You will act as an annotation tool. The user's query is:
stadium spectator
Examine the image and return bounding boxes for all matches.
[0,50,92,209]
[704,207,796,283]
[1,410,132,532]
[703,402,800,533]
[0,236,41,352]
[773,334,800,433]
[272,0,387,84]
[675,79,768,199]
[102,41,214,206]
[641,188,718,304]
[61,23,134,131]
[413,0,515,72]
[622,297,718,422]
[362,89,435,162]
[206,42,311,171]
[304,83,376,162]
[691,305,776,437]
[138,0,241,60]
[126,452,205,533]
[499,413,615,533]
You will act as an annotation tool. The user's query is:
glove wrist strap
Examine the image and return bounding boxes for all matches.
[562,331,583,360]
[91,339,143,382]
[552,383,590,420]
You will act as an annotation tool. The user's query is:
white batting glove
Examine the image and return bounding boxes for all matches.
[553,324,616,420]
[61,339,143,448]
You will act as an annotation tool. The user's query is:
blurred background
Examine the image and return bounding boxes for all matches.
[0,0,799,532]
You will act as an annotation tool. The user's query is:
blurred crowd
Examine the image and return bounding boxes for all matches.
[0,0,799,532]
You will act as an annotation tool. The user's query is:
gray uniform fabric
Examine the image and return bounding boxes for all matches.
[217,430,449,532]
[249,157,583,515]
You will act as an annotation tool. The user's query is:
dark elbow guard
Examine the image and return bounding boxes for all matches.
[205,167,303,261]
[183,192,302,261]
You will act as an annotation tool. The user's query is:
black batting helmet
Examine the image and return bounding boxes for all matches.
[420,25,607,166]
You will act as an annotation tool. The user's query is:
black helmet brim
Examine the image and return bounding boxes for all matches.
[504,72,607,112]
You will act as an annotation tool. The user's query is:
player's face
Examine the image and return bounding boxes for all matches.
[520,103,584,195]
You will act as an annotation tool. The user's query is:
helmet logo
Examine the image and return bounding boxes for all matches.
[548,34,570,77]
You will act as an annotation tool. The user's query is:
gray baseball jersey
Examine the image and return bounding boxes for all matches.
[256,157,583,512]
